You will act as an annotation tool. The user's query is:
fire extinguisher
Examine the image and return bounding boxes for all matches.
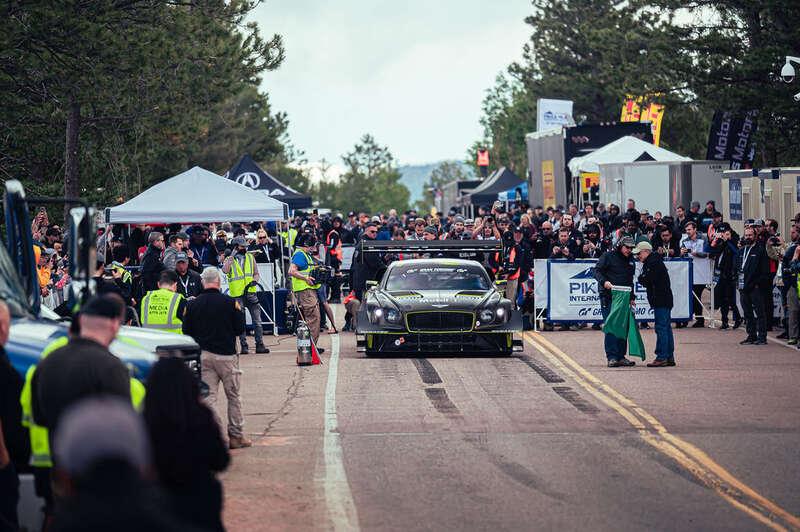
[296,320,313,365]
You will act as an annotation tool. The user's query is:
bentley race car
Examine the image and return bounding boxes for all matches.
[355,240,524,356]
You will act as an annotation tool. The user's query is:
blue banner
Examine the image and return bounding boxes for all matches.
[729,178,742,221]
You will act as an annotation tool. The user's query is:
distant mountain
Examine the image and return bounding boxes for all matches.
[398,161,473,203]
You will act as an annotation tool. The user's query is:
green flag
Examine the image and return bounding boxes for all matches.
[602,286,646,360]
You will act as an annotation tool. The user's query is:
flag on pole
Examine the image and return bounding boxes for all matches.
[602,286,646,360]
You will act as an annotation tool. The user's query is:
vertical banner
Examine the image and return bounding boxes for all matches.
[621,97,665,146]
[542,160,556,209]
[706,110,758,169]
[729,178,742,220]
[537,98,574,131]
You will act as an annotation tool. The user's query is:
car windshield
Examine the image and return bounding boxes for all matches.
[385,263,490,291]
[0,240,33,318]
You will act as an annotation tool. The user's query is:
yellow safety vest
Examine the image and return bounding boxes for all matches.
[20,337,146,468]
[110,261,132,284]
[141,288,185,333]
[280,228,298,248]
[227,252,257,297]
[291,249,321,292]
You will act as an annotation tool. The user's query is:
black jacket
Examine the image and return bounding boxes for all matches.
[32,338,131,434]
[182,288,245,355]
[140,245,164,293]
[0,347,30,469]
[734,242,770,292]
[638,253,673,308]
[594,249,635,303]
[176,270,203,299]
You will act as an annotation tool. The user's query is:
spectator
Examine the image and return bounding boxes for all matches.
[783,225,800,344]
[551,228,579,260]
[162,233,184,271]
[144,358,230,532]
[182,267,251,448]
[51,397,193,531]
[680,221,709,328]
[533,221,555,258]
[188,225,216,267]
[141,270,186,334]
[710,225,742,330]
[140,231,166,293]
[175,253,203,299]
[0,301,28,530]
[736,226,769,345]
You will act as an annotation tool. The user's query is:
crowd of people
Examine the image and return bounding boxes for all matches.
[5,195,798,530]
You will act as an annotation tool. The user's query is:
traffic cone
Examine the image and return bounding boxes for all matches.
[311,341,321,365]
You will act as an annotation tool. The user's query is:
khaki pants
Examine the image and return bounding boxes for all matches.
[296,289,321,343]
[201,352,244,439]
[505,278,519,309]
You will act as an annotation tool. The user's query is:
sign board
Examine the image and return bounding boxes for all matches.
[729,178,742,220]
[542,160,556,209]
[533,259,548,305]
[537,98,573,131]
[545,259,692,322]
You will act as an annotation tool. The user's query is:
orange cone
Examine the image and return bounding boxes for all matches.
[311,341,321,365]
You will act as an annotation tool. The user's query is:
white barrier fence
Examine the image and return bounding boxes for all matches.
[538,258,693,322]
[218,263,277,333]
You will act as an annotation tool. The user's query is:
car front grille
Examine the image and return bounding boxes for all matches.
[406,312,474,332]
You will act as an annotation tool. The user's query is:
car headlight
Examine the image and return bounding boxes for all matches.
[372,308,384,320]
[496,308,505,318]
[479,309,494,322]
[385,309,401,323]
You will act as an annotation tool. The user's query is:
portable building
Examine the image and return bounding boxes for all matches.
[598,161,725,217]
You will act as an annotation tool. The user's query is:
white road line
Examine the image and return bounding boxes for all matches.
[323,332,360,531]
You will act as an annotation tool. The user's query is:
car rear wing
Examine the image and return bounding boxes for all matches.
[358,239,504,261]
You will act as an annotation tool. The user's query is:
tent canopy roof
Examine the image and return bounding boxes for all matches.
[225,154,312,210]
[106,166,289,223]
[467,167,525,205]
[567,136,690,175]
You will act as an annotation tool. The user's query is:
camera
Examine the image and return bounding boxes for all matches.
[310,265,333,284]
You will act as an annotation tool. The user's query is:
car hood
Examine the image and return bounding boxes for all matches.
[117,326,199,353]
[8,318,157,379]
[381,289,494,312]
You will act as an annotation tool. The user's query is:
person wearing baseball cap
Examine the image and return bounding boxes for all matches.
[222,236,267,354]
[594,236,638,367]
[32,296,132,439]
[635,241,675,367]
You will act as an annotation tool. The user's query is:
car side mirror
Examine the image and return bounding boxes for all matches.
[494,279,507,288]
[366,280,378,289]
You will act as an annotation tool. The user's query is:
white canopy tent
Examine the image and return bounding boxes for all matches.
[567,136,690,175]
[105,166,289,223]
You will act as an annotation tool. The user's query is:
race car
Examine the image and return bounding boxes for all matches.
[356,257,524,356]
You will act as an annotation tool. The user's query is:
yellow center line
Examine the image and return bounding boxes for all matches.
[524,331,800,532]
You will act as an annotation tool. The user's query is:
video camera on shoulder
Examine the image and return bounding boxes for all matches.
[310,265,333,283]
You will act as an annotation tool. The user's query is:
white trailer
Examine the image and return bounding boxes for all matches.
[599,160,726,215]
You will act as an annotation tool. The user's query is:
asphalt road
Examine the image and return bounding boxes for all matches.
[219,313,800,531]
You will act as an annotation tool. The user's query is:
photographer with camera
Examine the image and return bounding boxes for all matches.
[582,223,608,258]
[709,224,742,330]
[222,236,268,355]
[289,234,323,350]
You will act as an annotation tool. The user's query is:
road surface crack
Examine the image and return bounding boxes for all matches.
[260,367,305,435]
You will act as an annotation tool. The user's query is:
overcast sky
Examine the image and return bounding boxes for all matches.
[251,0,532,167]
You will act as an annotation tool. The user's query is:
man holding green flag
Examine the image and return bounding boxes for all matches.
[594,236,645,366]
